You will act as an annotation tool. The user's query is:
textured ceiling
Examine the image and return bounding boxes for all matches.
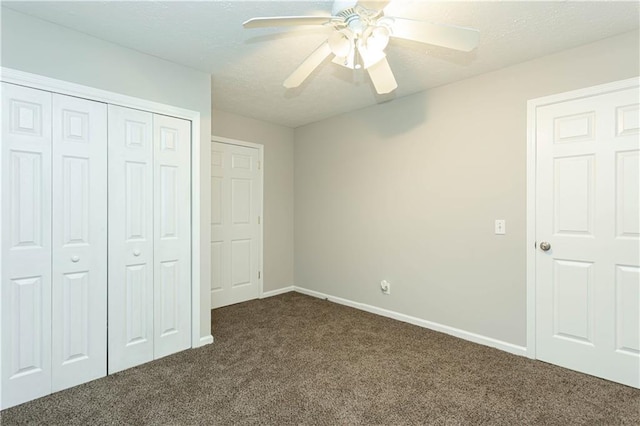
[4,1,639,128]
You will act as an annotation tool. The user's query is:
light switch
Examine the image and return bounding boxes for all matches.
[495,219,506,235]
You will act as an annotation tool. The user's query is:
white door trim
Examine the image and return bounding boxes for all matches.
[0,67,208,350]
[526,76,640,359]
[210,135,264,298]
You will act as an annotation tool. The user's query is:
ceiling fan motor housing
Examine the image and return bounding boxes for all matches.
[340,8,364,34]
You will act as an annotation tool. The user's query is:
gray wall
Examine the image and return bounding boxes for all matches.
[1,8,213,339]
[294,30,640,347]
[211,109,295,292]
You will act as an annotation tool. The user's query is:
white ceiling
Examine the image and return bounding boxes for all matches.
[4,1,639,128]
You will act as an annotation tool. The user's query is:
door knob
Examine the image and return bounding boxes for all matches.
[133,249,141,256]
[539,241,551,251]
[71,255,80,262]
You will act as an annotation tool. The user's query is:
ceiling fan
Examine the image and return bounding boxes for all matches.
[243,0,480,94]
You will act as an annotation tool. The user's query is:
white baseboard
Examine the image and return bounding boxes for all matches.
[198,335,214,347]
[260,286,295,299]
[293,286,527,357]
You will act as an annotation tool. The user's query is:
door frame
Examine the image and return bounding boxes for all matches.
[525,76,640,359]
[0,67,208,354]
[210,135,265,301]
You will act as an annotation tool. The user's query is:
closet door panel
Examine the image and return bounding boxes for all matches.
[108,105,154,373]
[51,94,107,391]
[1,83,53,408]
[153,114,191,358]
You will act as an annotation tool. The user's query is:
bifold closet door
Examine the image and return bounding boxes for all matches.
[108,105,154,374]
[51,94,107,391]
[153,114,191,358]
[1,86,107,408]
[2,83,191,406]
[108,107,192,372]
[1,83,53,408]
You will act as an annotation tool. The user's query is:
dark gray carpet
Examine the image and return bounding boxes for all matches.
[2,292,639,425]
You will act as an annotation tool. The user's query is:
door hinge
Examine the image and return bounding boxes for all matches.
[258,216,261,224]
[258,271,261,279]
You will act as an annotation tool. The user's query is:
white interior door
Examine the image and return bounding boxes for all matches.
[535,84,639,387]
[153,114,191,358]
[108,105,154,374]
[210,141,262,309]
[1,83,53,408]
[51,94,107,391]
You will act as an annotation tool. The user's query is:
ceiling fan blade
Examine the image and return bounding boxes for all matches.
[366,57,397,94]
[283,42,333,89]
[389,18,479,52]
[243,16,335,29]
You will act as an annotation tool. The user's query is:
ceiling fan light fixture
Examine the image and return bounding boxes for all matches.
[329,29,357,69]
[365,25,390,52]
[328,30,353,57]
[357,42,386,69]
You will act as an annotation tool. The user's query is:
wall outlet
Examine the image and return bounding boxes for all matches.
[380,280,391,295]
